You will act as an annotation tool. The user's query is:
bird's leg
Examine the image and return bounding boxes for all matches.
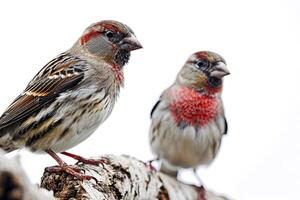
[45,149,96,181]
[146,157,159,171]
[193,169,207,200]
[61,151,108,166]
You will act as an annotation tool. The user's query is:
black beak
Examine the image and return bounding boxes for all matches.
[120,35,142,51]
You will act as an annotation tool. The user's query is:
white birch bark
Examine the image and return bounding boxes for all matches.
[41,154,230,200]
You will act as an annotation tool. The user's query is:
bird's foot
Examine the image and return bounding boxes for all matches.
[45,164,96,182]
[45,164,81,173]
[197,185,207,200]
[192,169,206,200]
[146,158,159,172]
[61,151,108,166]
[46,149,97,182]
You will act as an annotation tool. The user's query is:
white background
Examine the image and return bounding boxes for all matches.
[0,0,299,199]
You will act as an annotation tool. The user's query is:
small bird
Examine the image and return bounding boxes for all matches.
[0,20,142,180]
[149,51,229,193]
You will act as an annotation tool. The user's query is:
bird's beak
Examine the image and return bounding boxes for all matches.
[119,35,143,51]
[210,62,230,78]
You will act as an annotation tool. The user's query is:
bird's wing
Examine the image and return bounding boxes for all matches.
[223,116,228,135]
[150,100,161,118]
[0,52,88,132]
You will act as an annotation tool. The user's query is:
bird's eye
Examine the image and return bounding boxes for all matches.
[196,60,209,70]
[105,30,114,38]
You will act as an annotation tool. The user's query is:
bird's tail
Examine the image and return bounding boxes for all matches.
[0,134,18,153]
[0,145,18,153]
[160,160,179,178]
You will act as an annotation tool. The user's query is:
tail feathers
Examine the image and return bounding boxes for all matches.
[160,161,179,178]
[0,146,18,154]
[0,135,18,153]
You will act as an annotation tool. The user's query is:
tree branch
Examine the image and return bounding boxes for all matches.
[0,150,54,200]
[40,154,230,200]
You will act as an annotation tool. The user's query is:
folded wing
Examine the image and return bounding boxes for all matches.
[0,52,88,134]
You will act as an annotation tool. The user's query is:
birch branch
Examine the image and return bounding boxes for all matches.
[41,154,230,200]
[0,150,54,200]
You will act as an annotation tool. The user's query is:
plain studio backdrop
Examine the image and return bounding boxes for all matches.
[0,0,299,199]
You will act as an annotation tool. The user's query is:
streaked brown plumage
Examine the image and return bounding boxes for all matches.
[0,20,142,180]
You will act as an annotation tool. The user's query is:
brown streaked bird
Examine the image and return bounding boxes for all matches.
[149,51,229,198]
[0,20,142,180]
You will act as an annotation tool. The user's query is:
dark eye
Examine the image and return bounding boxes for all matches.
[196,60,209,70]
[104,30,125,43]
[104,30,114,39]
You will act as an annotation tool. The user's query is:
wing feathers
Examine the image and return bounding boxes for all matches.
[150,100,161,118]
[0,52,88,132]
[223,117,228,135]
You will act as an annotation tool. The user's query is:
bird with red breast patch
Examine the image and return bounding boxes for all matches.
[149,51,229,198]
[0,20,142,180]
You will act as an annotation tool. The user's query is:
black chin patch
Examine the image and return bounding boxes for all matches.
[208,77,222,88]
[115,50,130,67]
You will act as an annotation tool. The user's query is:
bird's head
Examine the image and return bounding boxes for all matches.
[79,20,142,67]
[176,51,230,93]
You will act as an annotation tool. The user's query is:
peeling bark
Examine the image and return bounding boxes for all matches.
[0,151,230,200]
[41,155,230,200]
